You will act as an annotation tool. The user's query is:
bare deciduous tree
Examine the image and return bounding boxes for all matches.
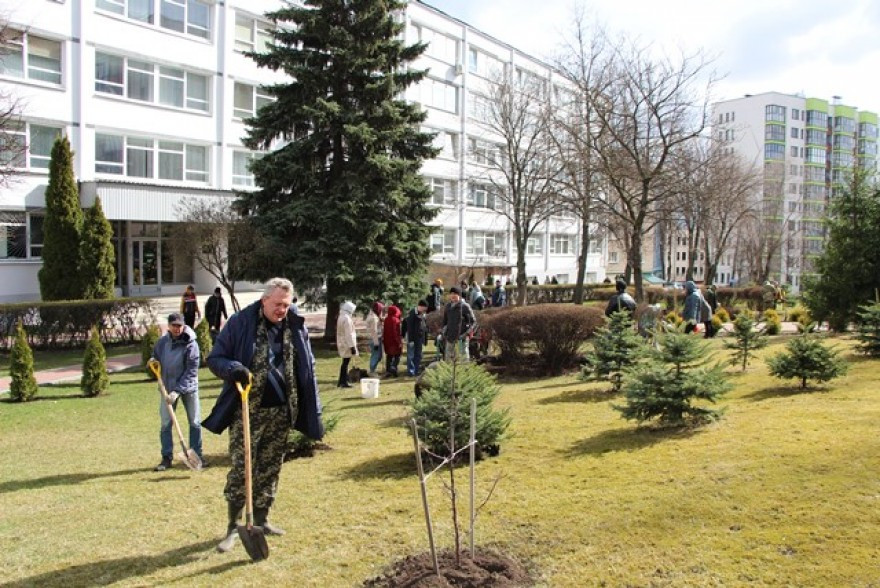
[473,71,564,305]
[0,17,26,187]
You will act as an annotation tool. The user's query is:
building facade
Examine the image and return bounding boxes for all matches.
[0,0,599,302]
[713,91,878,291]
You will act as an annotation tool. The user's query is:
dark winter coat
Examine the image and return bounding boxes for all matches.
[428,284,444,312]
[202,301,323,439]
[491,286,506,307]
[204,294,227,330]
[383,305,403,356]
[151,326,199,394]
[401,307,427,343]
[605,292,636,317]
[443,299,476,341]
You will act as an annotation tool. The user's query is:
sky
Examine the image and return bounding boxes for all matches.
[422,0,880,110]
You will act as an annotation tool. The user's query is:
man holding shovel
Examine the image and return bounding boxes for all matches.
[203,278,324,554]
[151,313,202,471]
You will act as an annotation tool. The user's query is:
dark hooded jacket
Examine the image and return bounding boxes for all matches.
[202,300,323,439]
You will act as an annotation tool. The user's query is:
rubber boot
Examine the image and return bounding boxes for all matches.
[254,507,286,536]
[216,502,243,553]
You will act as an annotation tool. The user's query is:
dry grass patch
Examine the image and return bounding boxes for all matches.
[0,337,878,586]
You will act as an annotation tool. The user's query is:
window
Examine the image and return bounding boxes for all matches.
[235,14,273,53]
[805,129,826,146]
[790,146,799,158]
[413,24,458,63]
[97,0,211,40]
[430,229,456,255]
[96,52,210,112]
[805,147,826,165]
[0,31,62,84]
[831,151,853,168]
[465,231,506,258]
[806,110,828,127]
[549,233,575,255]
[425,128,459,160]
[468,137,500,166]
[95,133,209,183]
[833,116,855,133]
[833,134,855,151]
[233,151,258,186]
[466,48,503,78]
[790,127,799,139]
[467,183,502,211]
[233,82,273,119]
[426,177,456,206]
[764,124,785,142]
[608,251,618,264]
[416,78,458,113]
[859,122,878,139]
[2,122,63,170]
[792,108,800,120]
[28,124,63,169]
[525,235,543,255]
[764,143,785,161]
[765,104,786,123]
[0,212,42,260]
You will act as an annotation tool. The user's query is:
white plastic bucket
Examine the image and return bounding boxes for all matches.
[360,378,380,399]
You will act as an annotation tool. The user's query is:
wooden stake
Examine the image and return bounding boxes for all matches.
[410,419,440,577]
[469,397,476,559]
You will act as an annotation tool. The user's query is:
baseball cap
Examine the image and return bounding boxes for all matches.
[168,313,185,326]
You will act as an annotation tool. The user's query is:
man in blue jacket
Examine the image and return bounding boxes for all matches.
[151,312,202,472]
[203,278,323,553]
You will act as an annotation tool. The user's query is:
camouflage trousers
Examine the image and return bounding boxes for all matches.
[224,404,289,509]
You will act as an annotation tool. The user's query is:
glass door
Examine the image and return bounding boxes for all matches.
[131,239,160,294]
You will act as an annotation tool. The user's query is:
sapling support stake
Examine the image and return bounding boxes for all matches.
[410,418,440,577]
[469,397,476,559]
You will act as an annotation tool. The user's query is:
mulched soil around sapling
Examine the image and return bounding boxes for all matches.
[364,548,534,587]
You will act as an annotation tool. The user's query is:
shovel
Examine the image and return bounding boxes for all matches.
[236,375,269,562]
[147,359,203,471]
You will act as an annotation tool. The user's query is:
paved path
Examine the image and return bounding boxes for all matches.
[0,353,141,394]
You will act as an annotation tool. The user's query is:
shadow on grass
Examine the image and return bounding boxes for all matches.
[1,539,220,588]
[337,398,404,410]
[0,467,152,494]
[742,384,825,401]
[538,387,616,405]
[523,380,583,392]
[378,415,409,429]
[0,394,85,403]
[566,426,702,457]
[341,451,415,480]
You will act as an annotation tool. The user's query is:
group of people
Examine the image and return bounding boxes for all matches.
[606,277,719,339]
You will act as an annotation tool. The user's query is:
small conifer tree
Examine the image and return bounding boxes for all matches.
[616,329,731,426]
[141,324,161,379]
[767,332,848,389]
[9,321,38,402]
[79,197,116,300]
[762,308,782,335]
[724,314,768,371]
[855,301,880,357]
[81,326,108,397]
[580,310,645,392]
[194,318,212,367]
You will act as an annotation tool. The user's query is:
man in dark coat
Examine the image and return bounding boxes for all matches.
[443,287,476,361]
[605,278,636,317]
[402,299,428,376]
[203,278,323,553]
[204,287,228,341]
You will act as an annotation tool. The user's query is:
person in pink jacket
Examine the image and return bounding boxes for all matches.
[382,305,403,377]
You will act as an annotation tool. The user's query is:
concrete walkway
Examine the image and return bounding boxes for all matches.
[0,353,141,394]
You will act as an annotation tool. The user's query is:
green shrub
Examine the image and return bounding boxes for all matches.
[194,319,212,367]
[767,333,848,389]
[763,308,782,335]
[715,307,731,323]
[141,324,161,380]
[9,321,38,402]
[615,329,731,427]
[665,310,683,327]
[855,301,880,357]
[410,362,510,458]
[581,310,646,392]
[787,304,812,327]
[287,408,340,459]
[724,315,768,371]
[481,304,604,374]
[81,326,109,397]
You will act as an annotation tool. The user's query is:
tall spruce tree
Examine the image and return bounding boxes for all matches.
[79,197,116,299]
[39,135,84,300]
[239,0,438,338]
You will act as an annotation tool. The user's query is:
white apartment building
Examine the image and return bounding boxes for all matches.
[0,0,598,302]
[712,91,878,292]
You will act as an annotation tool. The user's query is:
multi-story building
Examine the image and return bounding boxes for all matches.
[713,91,878,292]
[0,0,599,302]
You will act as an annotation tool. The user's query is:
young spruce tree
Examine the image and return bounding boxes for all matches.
[580,310,645,392]
[81,326,109,397]
[616,329,731,427]
[239,0,439,340]
[39,135,83,301]
[855,300,880,357]
[79,197,116,300]
[141,323,161,380]
[724,314,768,372]
[194,318,212,367]
[9,321,38,402]
[767,331,848,389]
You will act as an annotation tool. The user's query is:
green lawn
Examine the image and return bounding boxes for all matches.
[0,336,877,586]
[0,344,139,376]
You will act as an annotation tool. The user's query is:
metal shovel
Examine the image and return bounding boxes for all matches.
[147,359,203,471]
[236,375,269,562]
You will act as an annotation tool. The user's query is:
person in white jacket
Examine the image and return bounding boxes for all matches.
[336,301,359,388]
[364,301,385,376]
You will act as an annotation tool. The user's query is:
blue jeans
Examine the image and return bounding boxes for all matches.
[159,392,202,459]
[407,338,423,376]
[369,341,383,373]
[444,338,469,362]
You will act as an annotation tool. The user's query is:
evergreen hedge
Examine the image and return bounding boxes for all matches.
[8,321,38,402]
[141,324,161,380]
[81,326,109,397]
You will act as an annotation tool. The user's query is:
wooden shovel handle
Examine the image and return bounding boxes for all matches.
[236,374,255,526]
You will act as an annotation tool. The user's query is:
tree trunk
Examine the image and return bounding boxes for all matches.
[324,285,340,342]
[630,231,644,302]
[573,215,590,305]
[516,252,528,306]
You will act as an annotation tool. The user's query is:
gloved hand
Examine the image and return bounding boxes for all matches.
[350,347,358,356]
[167,391,180,405]
[230,365,251,386]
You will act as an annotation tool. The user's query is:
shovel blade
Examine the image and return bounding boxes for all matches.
[177,450,203,471]
[237,524,269,562]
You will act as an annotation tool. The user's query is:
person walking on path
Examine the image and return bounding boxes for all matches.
[180,285,201,328]
[203,277,324,553]
[365,301,385,376]
[605,278,637,317]
[383,304,403,377]
[491,280,506,307]
[683,280,711,335]
[704,284,718,338]
[336,301,358,388]
[442,287,476,362]
[151,312,202,472]
[204,287,228,341]
[428,278,444,313]
[402,300,428,376]
[469,282,486,310]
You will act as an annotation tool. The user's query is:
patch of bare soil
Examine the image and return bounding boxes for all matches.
[364,548,534,587]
